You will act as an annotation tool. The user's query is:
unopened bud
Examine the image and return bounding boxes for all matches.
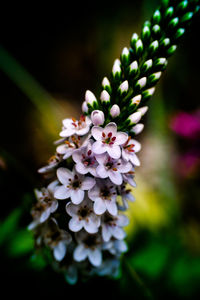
[130,95,142,106]
[82,101,88,113]
[91,110,105,126]
[85,90,97,105]
[128,111,142,125]
[100,90,110,103]
[131,123,144,135]
[110,104,120,118]
[137,106,148,116]
[118,80,129,94]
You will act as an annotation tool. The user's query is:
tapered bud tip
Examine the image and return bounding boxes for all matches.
[137,106,148,116]
[91,110,105,126]
[102,77,110,88]
[110,104,120,118]
[112,59,121,74]
[128,111,142,125]
[100,90,110,103]
[122,47,129,57]
[119,80,129,93]
[85,90,97,104]
[82,101,88,113]
[131,95,142,105]
[131,123,144,135]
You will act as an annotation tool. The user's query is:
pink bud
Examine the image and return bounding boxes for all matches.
[82,101,88,113]
[91,110,105,126]
[110,104,120,118]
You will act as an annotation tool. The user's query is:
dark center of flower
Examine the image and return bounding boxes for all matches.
[102,131,116,145]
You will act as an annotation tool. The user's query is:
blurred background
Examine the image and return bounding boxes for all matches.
[0,0,200,298]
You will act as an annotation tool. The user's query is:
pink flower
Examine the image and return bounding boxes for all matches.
[88,179,117,216]
[122,136,141,166]
[96,153,132,185]
[72,140,98,176]
[54,167,95,204]
[92,122,128,159]
[60,115,92,137]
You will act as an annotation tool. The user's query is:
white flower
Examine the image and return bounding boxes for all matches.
[38,154,61,175]
[122,136,141,166]
[60,115,92,138]
[28,181,59,230]
[54,167,95,204]
[73,231,102,267]
[42,218,72,262]
[66,196,101,234]
[92,122,128,159]
[131,123,144,135]
[91,110,105,126]
[96,153,132,185]
[127,111,142,125]
[85,90,97,105]
[88,179,117,216]
[81,101,88,113]
[100,90,110,103]
[118,184,135,211]
[72,140,98,176]
[122,169,137,187]
[101,213,129,242]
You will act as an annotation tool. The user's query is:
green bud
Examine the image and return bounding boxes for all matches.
[176,1,188,12]
[135,77,147,91]
[130,33,139,48]
[168,17,179,29]
[135,39,143,56]
[148,72,162,85]
[152,24,161,36]
[148,40,159,55]
[166,45,177,57]
[175,28,185,39]
[142,87,155,100]
[102,77,112,94]
[181,12,193,23]
[153,9,161,24]
[154,57,168,70]
[141,25,151,43]
[165,6,174,19]
[160,38,170,48]
[121,47,130,66]
[141,59,153,73]
[128,60,138,77]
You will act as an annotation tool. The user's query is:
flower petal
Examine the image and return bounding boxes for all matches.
[88,248,102,267]
[57,167,73,185]
[96,165,108,179]
[84,218,99,234]
[92,141,106,155]
[69,216,83,232]
[116,215,129,226]
[111,227,126,240]
[130,153,140,166]
[70,189,84,204]
[81,176,96,190]
[77,126,90,136]
[94,199,106,215]
[109,170,122,185]
[102,225,112,242]
[53,242,67,261]
[73,244,88,262]
[115,132,128,145]
[91,126,103,140]
[66,202,79,217]
[107,145,121,159]
[60,128,75,137]
[106,200,117,216]
[103,122,117,136]
[54,186,70,200]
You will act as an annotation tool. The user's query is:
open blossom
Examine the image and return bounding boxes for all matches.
[103,239,128,256]
[66,196,101,233]
[54,167,95,204]
[88,179,117,216]
[92,122,128,159]
[28,181,59,230]
[60,115,92,138]
[72,140,98,176]
[96,153,132,185]
[38,153,62,175]
[73,231,102,267]
[122,136,141,166]
[101,213,129,242]
[117,184,135,210]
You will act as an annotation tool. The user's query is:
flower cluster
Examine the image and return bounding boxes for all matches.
[29,0,199,283]
[29,111,141,283]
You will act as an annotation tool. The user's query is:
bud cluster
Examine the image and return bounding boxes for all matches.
[29,0,199,284]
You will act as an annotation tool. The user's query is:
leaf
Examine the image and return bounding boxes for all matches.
[8,229,34,257]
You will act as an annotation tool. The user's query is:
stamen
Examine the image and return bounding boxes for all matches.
[102,132,106,138]
[112,136,116,141]
[88,150,92,156]
[108,132,112,138]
